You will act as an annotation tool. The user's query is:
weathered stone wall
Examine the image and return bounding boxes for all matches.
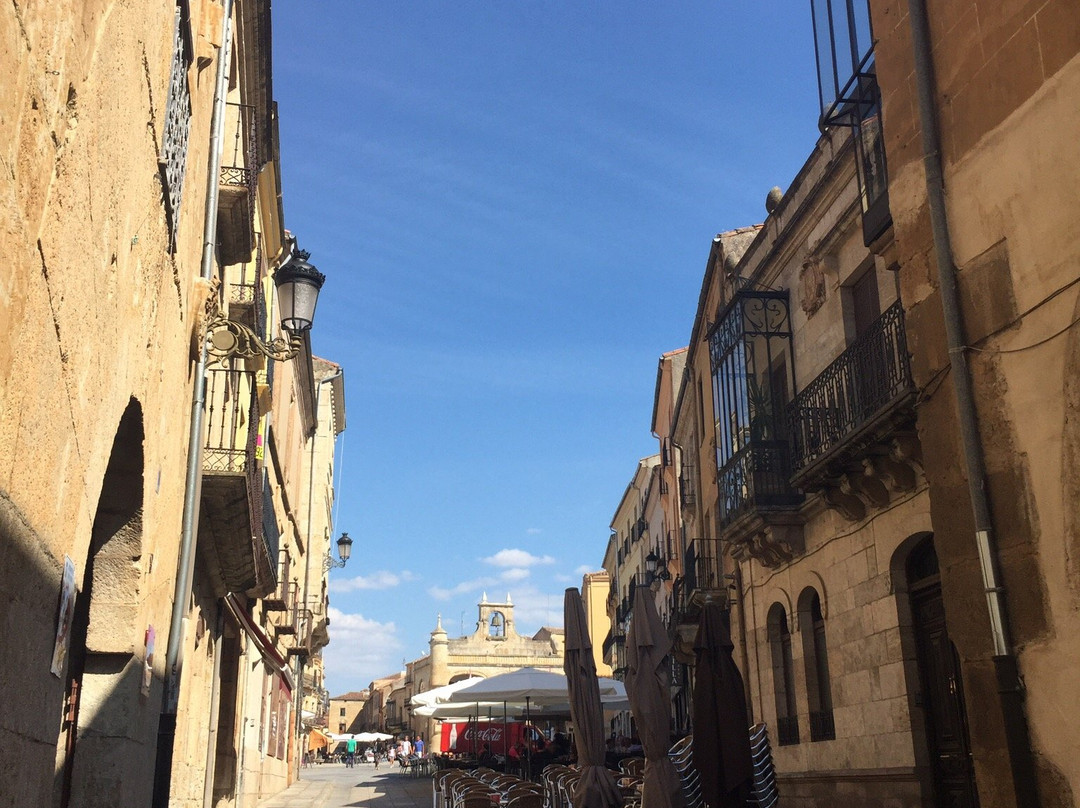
[0,0,224,805]
[871,1,1080,805]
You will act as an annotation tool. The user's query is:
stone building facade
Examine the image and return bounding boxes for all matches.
[350,596,565,745]
[865,1,1080,805]
[601,2,1080,807]
[328,691,369,735]
[0,2,343,807]
[581,571,613,678]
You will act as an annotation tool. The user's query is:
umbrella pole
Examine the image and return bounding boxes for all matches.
[525,696,532,780]
[503,702,508,771]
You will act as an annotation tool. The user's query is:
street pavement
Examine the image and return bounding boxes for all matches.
[256,762,433,808]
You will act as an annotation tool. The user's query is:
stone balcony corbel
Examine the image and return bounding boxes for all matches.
[727,511,805,569]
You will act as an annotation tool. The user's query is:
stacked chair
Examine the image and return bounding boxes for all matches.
[667,736,704,808]
[747,724,778,808]
[667,726,780,808]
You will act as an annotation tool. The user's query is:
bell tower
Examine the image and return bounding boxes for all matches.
[474,592,517,640]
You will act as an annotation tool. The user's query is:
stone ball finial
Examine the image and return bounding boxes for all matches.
[766,186,784,214]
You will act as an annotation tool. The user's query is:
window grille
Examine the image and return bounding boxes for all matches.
[159,3,192,251]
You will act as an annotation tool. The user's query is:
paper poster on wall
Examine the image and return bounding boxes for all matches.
[50,556,77,677]
[142,626,156,696]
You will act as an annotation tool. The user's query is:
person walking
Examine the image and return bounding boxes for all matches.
[345,737,357,768]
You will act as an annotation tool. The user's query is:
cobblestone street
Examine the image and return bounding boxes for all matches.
[256,764,432,808]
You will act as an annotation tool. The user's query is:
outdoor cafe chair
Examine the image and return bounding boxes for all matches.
[618,757,645,777]
[504,793,543,808]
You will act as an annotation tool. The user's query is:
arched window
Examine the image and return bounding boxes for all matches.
[798,588,835,741]
[489,611,505,637]
[768,603,799,745]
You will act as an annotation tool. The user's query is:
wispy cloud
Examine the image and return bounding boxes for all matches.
[500,568,531,582]
[330,570,417,593]
[526,528,543,535]
[323,608,403,693]
[574,565,598,576]
[483,549,555,568]
[428,577,499,601]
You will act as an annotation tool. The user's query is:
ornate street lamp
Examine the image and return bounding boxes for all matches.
[324,532,353,571]
[645,549,670,591]
[205,243,326,364]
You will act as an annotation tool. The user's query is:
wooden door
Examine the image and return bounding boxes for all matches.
[910,548,979,808]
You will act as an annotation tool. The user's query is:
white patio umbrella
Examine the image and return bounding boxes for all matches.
[412,700,509,719]
[410,676,485,710]
[355,731,393,742]
[446,667,625,706]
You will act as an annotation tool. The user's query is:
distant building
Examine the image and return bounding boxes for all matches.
[328,690,369,735]
[354,594,564,744]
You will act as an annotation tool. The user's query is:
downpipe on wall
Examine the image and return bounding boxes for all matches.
[152,2,236,806]
[906,1,1039,804]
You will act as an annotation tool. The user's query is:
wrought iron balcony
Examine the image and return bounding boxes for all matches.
[671,539,727,623]
[790,300,913,471]
[717,439,803,527]
[787,301,920,521]
[679,466,696,509]
[710,291,803,529]
[264,549,292,611]
[217,102,258,265]
[198,367,268,595]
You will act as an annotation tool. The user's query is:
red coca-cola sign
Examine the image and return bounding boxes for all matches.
[463,726,504,742]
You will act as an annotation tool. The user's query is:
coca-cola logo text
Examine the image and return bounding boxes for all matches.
[462,727,504,742]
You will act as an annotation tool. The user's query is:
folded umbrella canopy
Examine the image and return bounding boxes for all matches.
[692,600,753,808]
[625,585,685,808]
[564,588,624,808]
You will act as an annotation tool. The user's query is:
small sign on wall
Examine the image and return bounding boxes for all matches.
[142,626,156,696]
[50,556,77,678]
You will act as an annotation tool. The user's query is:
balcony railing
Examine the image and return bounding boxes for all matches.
[679,467,696,509]
[220,102,258,191]
[789,300,913,472]
[199,366,269,593]
[217,102,258,265]
[717,439,802,526]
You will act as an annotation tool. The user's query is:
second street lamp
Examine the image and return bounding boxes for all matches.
[325,532,353,571]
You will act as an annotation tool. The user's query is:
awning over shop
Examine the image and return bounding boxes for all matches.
[224,593,294,693]
[308,728,332,750]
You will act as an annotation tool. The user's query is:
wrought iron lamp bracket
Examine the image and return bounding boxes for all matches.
[323,550,346,572]
[202,278,302,366]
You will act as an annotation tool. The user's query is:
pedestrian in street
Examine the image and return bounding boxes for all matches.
[346,737,357,768]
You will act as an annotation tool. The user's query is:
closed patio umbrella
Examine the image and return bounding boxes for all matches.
[692,600,753,808]
[564,587,623,808]
[625,585,684,808]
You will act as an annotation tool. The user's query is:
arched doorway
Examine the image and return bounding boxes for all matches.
[57,400,148,808]
[904,535,979,808]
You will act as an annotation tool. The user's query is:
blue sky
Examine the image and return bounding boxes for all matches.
[272,1,822,694]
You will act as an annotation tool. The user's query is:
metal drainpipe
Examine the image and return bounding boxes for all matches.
[201,607,225,808]
[153,2,235,805]
[295,369,342,773]
[906,1,1039,804]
